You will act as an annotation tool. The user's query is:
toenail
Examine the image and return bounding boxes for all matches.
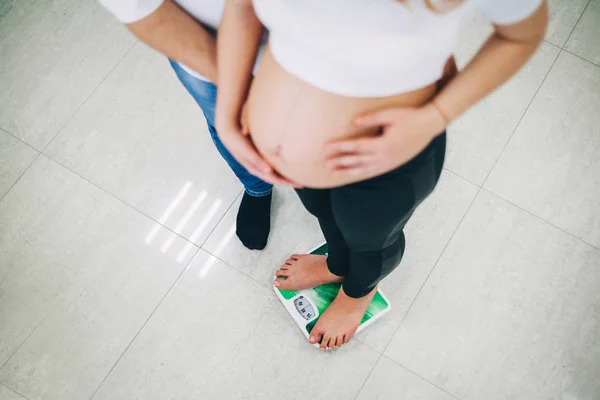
[274,281,280,287]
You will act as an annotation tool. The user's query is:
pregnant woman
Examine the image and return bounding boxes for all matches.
[216,0,548,350]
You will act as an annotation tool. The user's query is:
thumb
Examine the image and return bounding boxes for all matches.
[354,108,398,128]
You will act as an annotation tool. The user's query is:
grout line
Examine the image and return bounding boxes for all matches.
[203,250,279,292]
[199,189,243,248]
[39,40,138,155]
[562,0,591,49]
[0,155,203,375]
[440,167,482,188]
[480,47,561,188]
[380,182,600,358]
[380,187,482,354]
[0,153,41,205]
[40,155,199,248]
[0,287,53,373]
[88,246,202,400]
[561,47,600,69]
[382,355,462,400]
[481,188,600,251]
[0,127,40,153]
[0,383,30,400]
[0,41,139,208]
[352,353,383,400]
[542,39,562,51]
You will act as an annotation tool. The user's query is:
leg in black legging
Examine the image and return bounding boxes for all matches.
[309,132,446,349]
[294,188,350,277]
[333,132,446,298]
[273,188,349,290]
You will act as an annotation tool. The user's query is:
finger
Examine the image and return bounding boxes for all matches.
[354,108,399,128]
[269,170,303,188]
[236,141,302,187]
[334,164,379,177]
[241,124,251,136]
[244,151,273,175]
[326,154,373,170]
[325,137,381,157]
[250,169,301,188]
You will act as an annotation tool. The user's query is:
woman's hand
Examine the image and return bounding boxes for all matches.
[217,121,300,187]
[324,103,447,177]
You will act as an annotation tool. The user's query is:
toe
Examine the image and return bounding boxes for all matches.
[330,336,339,349]
[274,269,289,277]
[274,277,291,289]
[335,335,344,349]
[310,331,322,346]
[320,335,331,350]
[343,332,353,345]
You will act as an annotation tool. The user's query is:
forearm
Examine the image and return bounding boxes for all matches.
[215,0,263,131]
[434,33,543,123]
[126,0,217,81]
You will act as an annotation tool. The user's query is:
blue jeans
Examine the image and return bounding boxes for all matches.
[169,60,273,197]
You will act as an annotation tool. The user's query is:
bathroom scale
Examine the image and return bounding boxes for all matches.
[273,242,391,347]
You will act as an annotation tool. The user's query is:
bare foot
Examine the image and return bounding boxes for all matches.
[309,286,376,350]
[273,254,342,291]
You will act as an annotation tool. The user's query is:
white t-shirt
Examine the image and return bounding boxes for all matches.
[100,0,543,95]
[253,0,543,97]
[99,0,224,81]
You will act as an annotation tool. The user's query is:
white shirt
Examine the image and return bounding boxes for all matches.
[100,0,543,95]
[99,0,224,81]
[253,0,543,97]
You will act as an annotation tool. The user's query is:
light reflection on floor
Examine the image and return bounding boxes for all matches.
[145,181,192,244]
[143,181,223,262]
[199,223,237,278]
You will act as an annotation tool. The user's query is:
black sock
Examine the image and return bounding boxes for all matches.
[236,191,272,250]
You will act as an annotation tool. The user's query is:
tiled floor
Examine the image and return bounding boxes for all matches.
[1,2,599,400]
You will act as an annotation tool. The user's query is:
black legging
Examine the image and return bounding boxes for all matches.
[296,132,446,298]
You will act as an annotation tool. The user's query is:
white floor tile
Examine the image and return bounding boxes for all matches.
[0,0,135,149]
[0,156,197,400]
[45,43,242,247]
[356,357,456,400]
[448,19,560,185]
[546,0,591,47]
[565,0,600,65]
[92,250,380,400]
[0,130,38,199]
[485,51,600,247]
[385,191,600,400]
[0,385,26,400]
[356,171,478,352]
[203,187,324,286]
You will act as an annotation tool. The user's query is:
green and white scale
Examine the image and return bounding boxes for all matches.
[273,243,391,346]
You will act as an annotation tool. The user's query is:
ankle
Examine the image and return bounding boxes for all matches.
[339,285,377,302]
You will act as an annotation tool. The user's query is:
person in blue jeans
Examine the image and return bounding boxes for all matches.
[169,60,273,249]
[99,0,274,249]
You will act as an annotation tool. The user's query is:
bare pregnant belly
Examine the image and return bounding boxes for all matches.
[246,47,438,188]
